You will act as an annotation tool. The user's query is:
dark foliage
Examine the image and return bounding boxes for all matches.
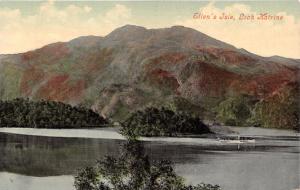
[120,107,211,138]
[250,85,299,130]
[0,98,108,128]
[74,140,221,190]
[216,95,256,127]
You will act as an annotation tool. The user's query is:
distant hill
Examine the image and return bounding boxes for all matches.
[0,25,299,128]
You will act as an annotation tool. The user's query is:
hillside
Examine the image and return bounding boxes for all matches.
[0,25,299,128]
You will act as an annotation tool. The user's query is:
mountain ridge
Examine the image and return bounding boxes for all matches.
[0,25,299,128]
[2,25,299,62]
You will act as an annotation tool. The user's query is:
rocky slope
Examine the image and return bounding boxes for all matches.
[0,25,299,127]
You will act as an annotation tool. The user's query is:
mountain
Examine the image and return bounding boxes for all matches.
[0,25,299,128]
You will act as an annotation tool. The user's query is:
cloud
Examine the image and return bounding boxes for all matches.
[175,3,300,58]
[102,4,132,33]
[105,4,131,21]
[0,1,132,54]
[0,1,299,59]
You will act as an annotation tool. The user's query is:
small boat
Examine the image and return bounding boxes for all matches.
[217,135,255,144]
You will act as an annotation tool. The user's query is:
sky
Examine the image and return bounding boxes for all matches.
[0,1,299,59]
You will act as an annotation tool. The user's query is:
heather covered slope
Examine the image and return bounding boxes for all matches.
[0,25,299,129]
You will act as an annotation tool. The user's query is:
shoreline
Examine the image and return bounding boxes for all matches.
[0,127,219,145]
[0,127,125,140]
[0,127,298,145]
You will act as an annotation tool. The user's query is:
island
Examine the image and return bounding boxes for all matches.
[120,107,211,138]
[0,98,108,128]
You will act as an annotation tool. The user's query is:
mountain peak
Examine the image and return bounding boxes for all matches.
[169,25,197,32]
[69,35,103,47]
[106,24,148,42]
[105,25,236,50]
[109,24,147,35]
[119,24,147,30]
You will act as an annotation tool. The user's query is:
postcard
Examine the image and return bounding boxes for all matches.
[0,1,299,190]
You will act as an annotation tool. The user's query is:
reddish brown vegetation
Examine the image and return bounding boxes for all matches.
[11,34,299,119]
[234,67,298,98]
[144,51,298,100]
[147,69,180,93]
[146,53,186,70]
[21,43,70,64]
[156,52,186,64]
[36,74,85,102]
[20,67,45,96]
[196,47,256,65]
[86,49,113,71]
[147,57,298,100]
[184,61,242,97]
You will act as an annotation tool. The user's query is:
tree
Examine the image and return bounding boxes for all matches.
[74,140,221,190]
[250,85,299,130]
[216,95,255,126]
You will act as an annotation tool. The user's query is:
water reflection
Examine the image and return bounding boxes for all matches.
[0,133,123,176]
[0,132,299,190]
[0,132,298,177]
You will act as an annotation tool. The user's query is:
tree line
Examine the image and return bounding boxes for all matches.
[0,98,108,128]
[216,86,299,130]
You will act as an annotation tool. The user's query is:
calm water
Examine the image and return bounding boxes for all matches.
[0,128,299,190]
